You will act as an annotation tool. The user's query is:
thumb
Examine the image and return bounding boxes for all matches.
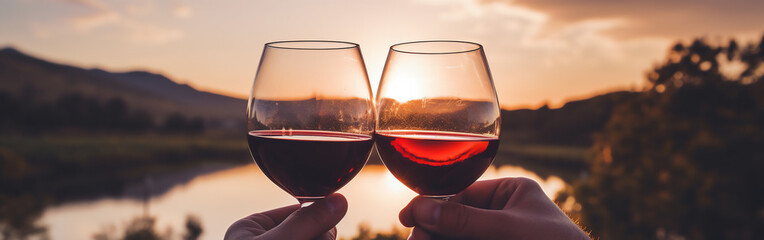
[264,193,348,240]
[408,197,508,239]
[313,227,338,240]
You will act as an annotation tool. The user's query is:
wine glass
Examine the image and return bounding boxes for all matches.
[246,40,375,206]
[375,40,501,200]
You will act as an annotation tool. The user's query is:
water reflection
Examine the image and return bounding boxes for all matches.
[40,164,564,239]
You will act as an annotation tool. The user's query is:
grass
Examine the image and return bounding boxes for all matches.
[0,133,249,166]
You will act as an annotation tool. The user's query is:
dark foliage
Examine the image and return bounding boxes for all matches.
[0,47,246,133]
[162,112,205,133]
[0,90,203,134]
[569,35,764,239]
[182,215,203,240]
[344,224,408,240]
[500,91,638,146]
[0,148,48,240]
[90,215,203,240]
[123,217,162,240]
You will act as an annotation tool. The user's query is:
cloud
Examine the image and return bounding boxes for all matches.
[57,0,107,10]
[410,0,671,106]
[68,11,121,32]
[60,0,184,45]
[173,4,193,18]
[126,2,155,16]
[530,20,626,65]
[487,0,764,39]
[417,0,546,41]
[30,22,54,39]
[416,0,626,59]
[122,20,184,45]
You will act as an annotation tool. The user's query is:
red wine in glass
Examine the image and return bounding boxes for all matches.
[246,41,375,205]
[248,130,373,202]
[375,130,499,196]
[375,40,501,199]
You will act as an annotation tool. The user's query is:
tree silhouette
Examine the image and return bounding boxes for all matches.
[182,215,203,240]
[0,91,206,134]
[566,35,764,239]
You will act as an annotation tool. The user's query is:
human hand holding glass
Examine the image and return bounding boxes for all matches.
[225,193,348,240]
[399,178,591,240]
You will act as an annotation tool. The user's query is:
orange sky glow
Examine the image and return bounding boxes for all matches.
[1,0,762,109]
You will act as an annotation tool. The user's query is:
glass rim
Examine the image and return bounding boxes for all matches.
[390,40,483,55]
[265,40,360,50]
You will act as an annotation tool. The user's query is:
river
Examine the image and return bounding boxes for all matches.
[39,164,565,239]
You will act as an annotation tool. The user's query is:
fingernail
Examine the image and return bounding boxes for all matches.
[408,227,430,240]
[417,199,441,226]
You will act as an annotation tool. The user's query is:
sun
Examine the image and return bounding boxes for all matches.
[379,68,429,103]
[383,78,426,103]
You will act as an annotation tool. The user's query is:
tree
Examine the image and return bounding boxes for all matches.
[162,113,205,133]
[122,216,161,240]
[346,224,408,240]
[182,215,203,240]
[567,35,764,239]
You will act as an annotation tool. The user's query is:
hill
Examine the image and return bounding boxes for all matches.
[1,45,636,137]
[0,45,641,178]
[88,69,243,119]
[501,91,639,146]
[0,47,245,129]
[494,91,639,180]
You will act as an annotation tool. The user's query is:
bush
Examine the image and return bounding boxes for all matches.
[569,35,764,239]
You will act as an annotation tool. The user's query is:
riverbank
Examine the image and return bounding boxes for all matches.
[0,133,249,203]
[1,133,588,202]
[1,132,587,239]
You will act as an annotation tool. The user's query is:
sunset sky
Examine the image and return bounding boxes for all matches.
[1,0,762,108]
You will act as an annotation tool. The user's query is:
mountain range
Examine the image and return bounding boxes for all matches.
[0,46,638,142]
[0,47,245,124]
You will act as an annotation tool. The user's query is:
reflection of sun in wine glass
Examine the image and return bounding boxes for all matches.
[375,41,500,199]
[383,74,425,103]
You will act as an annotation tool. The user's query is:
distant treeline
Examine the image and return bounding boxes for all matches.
[0,90,204,134]
[500,91,638,147]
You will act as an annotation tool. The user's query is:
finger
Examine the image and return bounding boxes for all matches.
[264,193,348,240]
[407,197,509,239]
[407,227,430,240]
[450,178,509,209]
[313,227,337,240]
[400,196,443,228]
[399,198,416,227]
[257,204,302,224]
[454,177,547,210]
[225,204,300,240]
[502,177,554,209]
[328,227,337,239]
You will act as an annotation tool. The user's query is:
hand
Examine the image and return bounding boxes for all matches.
[225,193,348,240]
[399,178,590,240]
